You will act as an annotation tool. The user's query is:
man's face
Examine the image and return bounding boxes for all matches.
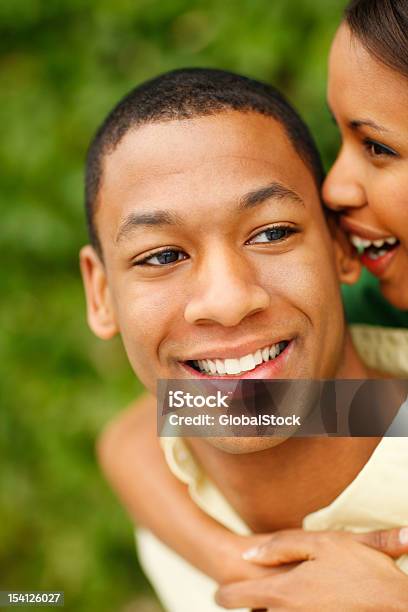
[85,111,347,394]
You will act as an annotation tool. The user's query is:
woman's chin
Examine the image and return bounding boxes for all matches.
[380,282,408,312]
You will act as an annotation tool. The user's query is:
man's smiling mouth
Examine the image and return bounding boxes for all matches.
[184,340,290,377]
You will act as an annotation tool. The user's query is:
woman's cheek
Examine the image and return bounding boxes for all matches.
[372,172,408,240]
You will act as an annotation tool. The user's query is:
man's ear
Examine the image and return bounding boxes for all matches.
[79,245,119,339]
[327,214,362,285]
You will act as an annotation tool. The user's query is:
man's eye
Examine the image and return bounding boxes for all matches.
[363,139,397,158]
[135,249,188,266]
[249,226,295,244]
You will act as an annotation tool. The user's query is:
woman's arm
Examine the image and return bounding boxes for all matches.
[97,394,263,584]
[97,394,408,589]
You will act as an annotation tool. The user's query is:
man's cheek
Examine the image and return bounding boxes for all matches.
[117,293,181,368]
[261,252,334,311]
[296,241,339,299]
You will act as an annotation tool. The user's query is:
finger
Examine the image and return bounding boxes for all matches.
[242,529,316,566]
[216,577,285,609]
[352,527,408,558]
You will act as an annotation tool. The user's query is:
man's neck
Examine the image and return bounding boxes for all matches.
[188,436,380,531]
[188,332,383,531]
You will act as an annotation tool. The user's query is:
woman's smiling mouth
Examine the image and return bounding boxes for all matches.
[340,217,401,278]
[350,233,400,277]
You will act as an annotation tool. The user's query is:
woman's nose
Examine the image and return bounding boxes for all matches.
[323,149,366,212]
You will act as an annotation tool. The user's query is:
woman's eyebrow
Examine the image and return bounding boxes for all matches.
[238,181,304,211]
[326,105,390,135]
[349,118,390,133]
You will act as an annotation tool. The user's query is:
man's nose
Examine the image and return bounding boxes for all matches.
[323,147,366,212]
[184,250,270,327]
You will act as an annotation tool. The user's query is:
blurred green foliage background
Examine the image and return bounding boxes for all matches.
[1,1,345,610]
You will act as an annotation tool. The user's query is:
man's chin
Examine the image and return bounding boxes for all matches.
[205,436,289,454]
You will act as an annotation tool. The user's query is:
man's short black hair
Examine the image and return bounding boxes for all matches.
[85,68,325,255]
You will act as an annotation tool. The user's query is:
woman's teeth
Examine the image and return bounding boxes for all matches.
[191,341,288,376]
[349,234,398,260]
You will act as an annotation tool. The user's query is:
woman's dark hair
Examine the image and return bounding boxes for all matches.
[345,0,408,79]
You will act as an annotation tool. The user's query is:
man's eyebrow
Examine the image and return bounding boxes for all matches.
[239,182,304,211]
[115,210,183,243]
[349,118,390,133]
[115,182,303,242]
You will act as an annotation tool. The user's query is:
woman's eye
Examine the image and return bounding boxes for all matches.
[135,249,188,266]
[249,226,295,244]
[364,139,397,158]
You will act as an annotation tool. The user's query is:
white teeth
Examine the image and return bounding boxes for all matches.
[350,233,398,252]
[240,354,256,372]
[350,235,364,248]
[215,359,226,375]
[207,359,217,375]
[368,248,388,260]
[224,358,241,375]
[193,341,288,376]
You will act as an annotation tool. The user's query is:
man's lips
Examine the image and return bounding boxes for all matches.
[179,339,294,379]
[178,336,293,362]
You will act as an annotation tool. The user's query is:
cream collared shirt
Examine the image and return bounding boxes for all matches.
[137,325,408,612]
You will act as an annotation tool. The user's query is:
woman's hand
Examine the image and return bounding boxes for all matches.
[216,528,408,610]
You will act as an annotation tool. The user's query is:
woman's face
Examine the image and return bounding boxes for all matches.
[323,23,408,310]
